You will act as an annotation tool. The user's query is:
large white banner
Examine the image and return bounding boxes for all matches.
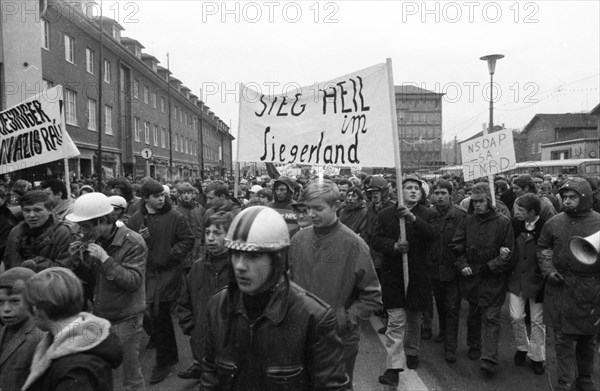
[460,129,516,181]
[238,63,396,167]
[0,85,80,175]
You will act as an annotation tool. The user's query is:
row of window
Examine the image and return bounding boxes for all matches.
[63,87,114,134]
[42,19,114,84]
[531,142,542,154]
[130,80,196,131]
[42,19,207,135]
[397,111,442,123]
[133,118,198,156]
[203,145,221,162]
[64,85,196,154]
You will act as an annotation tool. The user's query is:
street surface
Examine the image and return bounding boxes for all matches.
[141,297,600,391]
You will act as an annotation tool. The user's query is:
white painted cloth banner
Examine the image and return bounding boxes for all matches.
[460,129,516,181]
[238,63,396,167]
[0,85,80,175]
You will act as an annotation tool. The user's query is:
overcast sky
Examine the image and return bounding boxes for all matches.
[105,0,599,147]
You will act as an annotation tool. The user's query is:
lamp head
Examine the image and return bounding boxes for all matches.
[480,54,505,75]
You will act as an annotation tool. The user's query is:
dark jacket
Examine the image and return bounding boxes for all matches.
[72,225,147,321]
[177,250,230,362]
[362,198,396,269]
[22,313,122,391]
[204,200,242,222]
[4,217,73,271]
[450,208,515,307]
[128,200,194,303]
[0,204,19,265]
[200,277,348,391]
[427,204,466,282]
[0,317,43,391]
[176,201,206,267]
[508,216,546,300]
[371,204,437,310]
[339,201,367,235]
[537,177,600,334]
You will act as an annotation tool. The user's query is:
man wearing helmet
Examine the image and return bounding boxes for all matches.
[200,206,349,390]
[66,192,148,391]
[288,180,382,389]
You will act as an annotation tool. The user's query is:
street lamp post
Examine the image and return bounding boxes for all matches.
[480,54,504,133]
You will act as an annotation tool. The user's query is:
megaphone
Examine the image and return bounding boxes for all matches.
[569,231,600,265]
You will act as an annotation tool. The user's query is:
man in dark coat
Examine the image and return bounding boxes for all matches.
[127,178,194,384]
[537,177,600,391]
[201,206,349,390]
[338,186,367,235]
[508,193,547,375]
[372,176,436,385]
[427,179,466,363]
[449,182,514,376]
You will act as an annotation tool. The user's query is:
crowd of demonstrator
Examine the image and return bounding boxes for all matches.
[0,170,599,391]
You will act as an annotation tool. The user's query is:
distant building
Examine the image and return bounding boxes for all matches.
[395,85,444,173]
[521,112,598,161]
[0,0,234,182]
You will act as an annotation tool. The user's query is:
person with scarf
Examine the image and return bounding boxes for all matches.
[201,206,348,390]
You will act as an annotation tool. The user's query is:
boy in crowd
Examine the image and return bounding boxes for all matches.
[177,212,234,380]
[0,267,43,391]
[289,180,382,388]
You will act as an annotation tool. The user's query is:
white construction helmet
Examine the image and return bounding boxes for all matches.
[225,206,290,252]
[107,195,127,209]
[66,192,114,222]
[250,185,263,194]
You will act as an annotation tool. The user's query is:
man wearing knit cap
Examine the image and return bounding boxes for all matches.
[449,182,514,377]
[127,178,195,384]
[0,267,43,391]
[537,177,600,391]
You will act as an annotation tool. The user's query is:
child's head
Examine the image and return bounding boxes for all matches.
[0,267,35,327]
[205,212,234,255]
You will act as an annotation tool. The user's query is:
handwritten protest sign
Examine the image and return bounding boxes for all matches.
[460,129,516,181]
[237,63,396,167]
[0,85,80,175]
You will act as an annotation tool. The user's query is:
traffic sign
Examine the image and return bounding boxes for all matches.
[141,148,153,160]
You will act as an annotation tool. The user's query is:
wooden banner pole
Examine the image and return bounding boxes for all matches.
[386,58,409,296]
